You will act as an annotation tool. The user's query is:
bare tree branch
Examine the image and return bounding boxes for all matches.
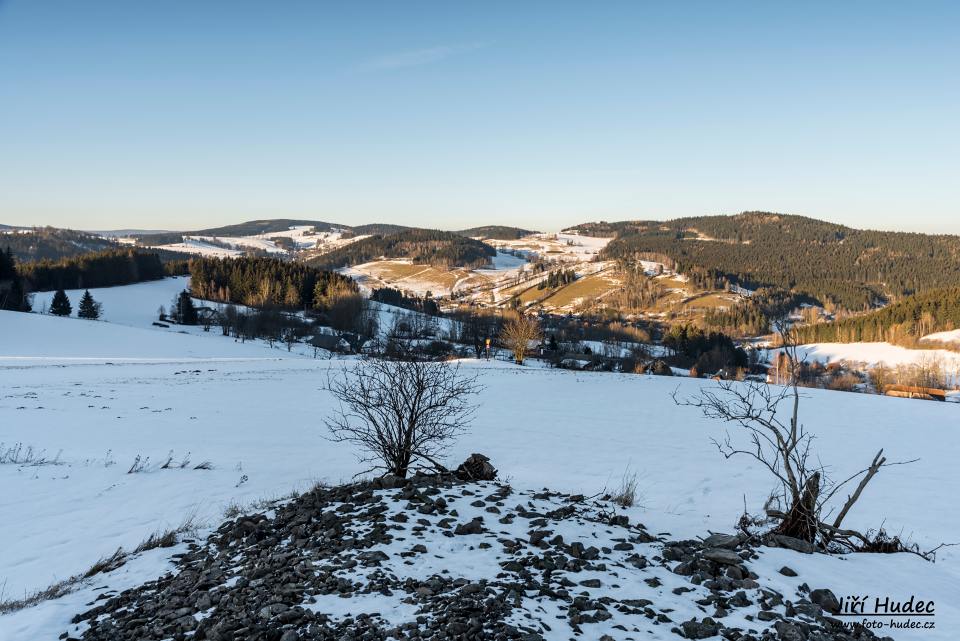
[324,356,483,478]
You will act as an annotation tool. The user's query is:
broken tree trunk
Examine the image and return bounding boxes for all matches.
[775,471,821,542]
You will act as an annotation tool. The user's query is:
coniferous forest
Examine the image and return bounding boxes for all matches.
[793,287,960,346]
[188,255,358,311]
[308,229,496,270]
[595,212,960,310]
[0,227,117,262]
[17,249,182,291]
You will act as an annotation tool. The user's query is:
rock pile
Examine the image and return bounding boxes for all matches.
[64,473,891,641]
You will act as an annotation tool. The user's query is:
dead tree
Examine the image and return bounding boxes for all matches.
[324,357,483,478]
[674,318,914,548]
[500,314,541,364]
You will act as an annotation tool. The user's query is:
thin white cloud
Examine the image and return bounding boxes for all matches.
[358,42,486,71]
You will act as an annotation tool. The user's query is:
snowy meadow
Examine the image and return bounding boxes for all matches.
[1,279,959,640]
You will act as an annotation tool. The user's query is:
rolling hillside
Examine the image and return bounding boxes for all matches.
[570,212,960,310]
[308,229,496,270]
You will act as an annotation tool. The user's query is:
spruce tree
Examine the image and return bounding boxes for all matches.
[176,290,198,325]
[78,290,101,319]
[50,288,72,316]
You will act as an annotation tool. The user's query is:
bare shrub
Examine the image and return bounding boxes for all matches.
[607,469,641,508]
[500,313,541,364]
[128,452,211,473]
[127,454,150,473]
[675,320,915,549]
[826,371,861,392]
[0,516,199,614]
[83,548,127,578]
[0,442,63,466]
[325,357,483,477]
[0,576,82,615]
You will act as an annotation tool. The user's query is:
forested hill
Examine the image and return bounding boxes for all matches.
[586,212,960,310]
[793,287,960,346]
[308,229,496,270]
[132,220,416,246]
[0,227,119,262]
[458,226,538,239]
[133,220,341,245]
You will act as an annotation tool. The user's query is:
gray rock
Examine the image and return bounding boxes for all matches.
[778,566,798,577]
[702,533,741,549]
[454,518,484,535]
[455,453,497,481]
[770,534,816,554]
[680,617,720,639]
[809,588,840,614]
[702,548,743,566]
[774,620,804,641]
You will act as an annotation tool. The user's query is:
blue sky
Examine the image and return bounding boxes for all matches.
[1,1,958,233]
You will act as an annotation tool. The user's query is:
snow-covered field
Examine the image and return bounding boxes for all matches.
[31,276,192,329]
[149,226,367,258]
[2,281,960,640]
[923,328,960,346]
[792,341,960,388]
[154,238,245,257]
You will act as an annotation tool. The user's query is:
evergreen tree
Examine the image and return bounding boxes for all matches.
[50,288,72,316]
[77,289,102,319]
[0,247,32,312]
[176,290,198,325]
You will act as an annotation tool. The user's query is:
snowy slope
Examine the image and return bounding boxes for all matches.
[794,342,960,376]
[0,310,302,363]
[31,277,192,329]
[3,296,960,639]
[153,238,244,257]
[2,355,958,639]
[922,328,960,345]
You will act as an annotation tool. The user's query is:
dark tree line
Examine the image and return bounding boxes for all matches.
[0,248,31,311]
[0,227,117,262]
[309,229,496,270]
[599,212,960,311]
[19,249,171,291]
[370,287,440,316]
[457,226,537,240]
[702,289,808,337]
[537,269,577,290]
[663,324,749,374]
[188,255,358,311]
[794,287,960,346]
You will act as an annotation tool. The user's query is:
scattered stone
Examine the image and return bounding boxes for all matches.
[66,475,872,641]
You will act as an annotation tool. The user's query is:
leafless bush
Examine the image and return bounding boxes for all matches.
[500,313,541,364]
[0,576,82,615]
[607,469,641,508]
[675,320,916,549]
[0,442,64,466]
[325,357,483,477]
[825,371,861,392]
[83,548,127,578]
[127,454,150,473]
[128,452,211,473]
[0,516,199,614]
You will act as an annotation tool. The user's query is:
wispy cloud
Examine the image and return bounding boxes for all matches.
[358,42,486,72]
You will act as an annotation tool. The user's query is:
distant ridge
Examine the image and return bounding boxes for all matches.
[568,211,960,309]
